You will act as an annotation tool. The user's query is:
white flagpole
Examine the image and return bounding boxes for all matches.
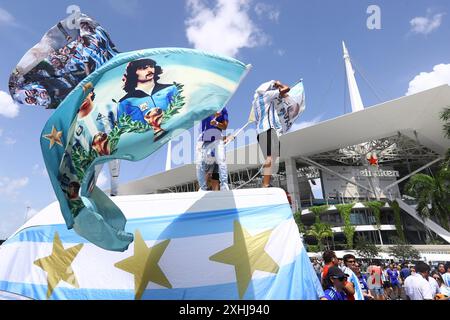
[165,140,172,171]
[225,121,252,146]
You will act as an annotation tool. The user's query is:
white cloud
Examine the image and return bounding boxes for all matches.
[410,10,445,35]
[185,0,269,57]
[406,63,450,95]
[0,7,15,26]
[254,3,280,22]
[290,115,323,132]
[0,128,3,137]
[4,137,16,145]
[0,176,29,197]
[0,90,19,118]
[96,170,109,189]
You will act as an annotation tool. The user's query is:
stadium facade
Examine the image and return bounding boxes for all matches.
[118,43,450,257]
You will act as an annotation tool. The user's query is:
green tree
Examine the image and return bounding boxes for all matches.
[402,108,450,231]
[388,237,421,262]
[306,222,334,251]
[355,235,380,263]
[337,204,355,249]
[391,201,406,241]
[365,201,384,228]
[310,205,329,223]
[441,107,450,140]
[293,211,306,235]
[405,170,450,231]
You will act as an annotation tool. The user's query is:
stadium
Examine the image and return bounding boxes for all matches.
[118,43,450,261]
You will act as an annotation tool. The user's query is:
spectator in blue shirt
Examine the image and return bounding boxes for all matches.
[400,263,411,281]
[196,108,229,191]
[387,263,401,300]
[322,266,349,300]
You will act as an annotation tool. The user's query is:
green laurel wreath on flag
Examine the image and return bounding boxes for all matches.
[72,147,98,182]
[71,116,151,182]
[162,82,185,123]
[109,115,152,153]
[68,199,85,217]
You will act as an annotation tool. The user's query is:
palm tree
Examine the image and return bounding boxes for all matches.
[306,222,334,251]
[405,169,450,231]
[441,107,450,140]
[404,108,450,231]
[440,107,450,165]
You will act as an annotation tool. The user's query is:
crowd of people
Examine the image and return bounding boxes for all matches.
[9,18,118,109]
[312,250,450,300]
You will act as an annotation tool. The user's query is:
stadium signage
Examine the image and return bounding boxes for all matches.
[358,169,400,177]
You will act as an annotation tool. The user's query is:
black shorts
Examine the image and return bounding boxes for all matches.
[205,163,220,181]
[211,163,219,181]
[257,128,280,158]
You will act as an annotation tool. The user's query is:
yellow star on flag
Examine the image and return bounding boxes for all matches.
[33,232,83,299]
[210,220,279,299]
[114,230,172,300]
[43,126,63,149]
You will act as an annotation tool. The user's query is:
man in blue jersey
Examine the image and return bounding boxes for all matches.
[252,80,290,187]
[117,58,178,141]
[196,108,229,191]
[322,266,349,300]
[400,262,411,281]
[387,263,401,299]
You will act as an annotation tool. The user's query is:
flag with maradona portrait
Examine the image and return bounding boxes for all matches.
[8,10,251,252]
[40,47,250,252]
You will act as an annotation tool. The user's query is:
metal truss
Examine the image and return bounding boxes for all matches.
[309,134,439,166]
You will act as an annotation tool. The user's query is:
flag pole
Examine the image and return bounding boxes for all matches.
[224,121,252,146]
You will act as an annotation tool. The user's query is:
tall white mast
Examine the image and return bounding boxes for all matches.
[343,41,364,112]
[165,140,172,171]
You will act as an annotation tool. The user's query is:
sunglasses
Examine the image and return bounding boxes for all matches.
[332,276,347,281]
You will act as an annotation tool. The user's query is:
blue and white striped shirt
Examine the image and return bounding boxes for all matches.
[252,80,283,136]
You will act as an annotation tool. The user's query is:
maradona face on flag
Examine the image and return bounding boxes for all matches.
[41,48,249,251]
[8,13,118,109]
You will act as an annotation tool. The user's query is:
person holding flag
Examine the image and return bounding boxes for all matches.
[251,80,290,187]
[196,107,230,191]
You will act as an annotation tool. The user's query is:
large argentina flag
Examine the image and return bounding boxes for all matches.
[39,48,250,251]
[0,189,323,300]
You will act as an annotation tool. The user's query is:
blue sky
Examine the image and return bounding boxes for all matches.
[0,0,449,238]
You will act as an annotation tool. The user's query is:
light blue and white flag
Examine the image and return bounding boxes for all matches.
[39,48,250,251]
[0,189,323,300]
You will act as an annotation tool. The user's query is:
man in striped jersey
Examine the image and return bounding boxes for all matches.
[252,80,290,187]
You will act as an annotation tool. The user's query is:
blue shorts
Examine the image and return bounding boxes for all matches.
[371,287,384,295]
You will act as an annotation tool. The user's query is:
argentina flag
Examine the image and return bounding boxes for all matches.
[0,189,323,300]
[38,48,250,251]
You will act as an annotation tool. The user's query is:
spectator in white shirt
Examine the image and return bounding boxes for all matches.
[404,262,433,300]
[431,271,450,300]
[428,272,440,298]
